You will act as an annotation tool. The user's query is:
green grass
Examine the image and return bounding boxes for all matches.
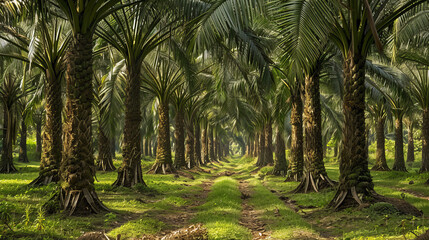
[246,178,315,239]
[192,176,251,240]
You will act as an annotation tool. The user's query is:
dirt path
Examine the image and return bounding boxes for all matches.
[152,180,214,237]
[238,181,272,239]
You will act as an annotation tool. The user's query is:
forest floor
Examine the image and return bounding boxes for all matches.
[0,153,429,240]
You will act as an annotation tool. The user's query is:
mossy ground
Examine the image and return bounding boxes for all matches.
[0,138,428,239]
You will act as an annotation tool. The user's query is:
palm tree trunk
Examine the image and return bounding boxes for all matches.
[149,101,175,174]
[194,123,202,165]
[294,72,334,192]
[209,128,215,162]
[30,73,62,185]
[59,33,108,215]
[393,116,406,171]
[216,137,222,160]
[97,128,115,171]
[253,134,258,157]
[35,119,42,161]
[202,126,209,164]
[264,123,273,165]
[421,108,429,172]
[273,131,287,176]
[249,137,254,157]
[111,138,116,158]
[256,129,265,166]
[286,88,303,181]
[406,122,414,163]
[372,117,390,171]
[114,66,145,187]
[329,53,373,209]
[18,116,29,163]
[0,107,17,173]
[185,122,195,168]
[174,111,186,169]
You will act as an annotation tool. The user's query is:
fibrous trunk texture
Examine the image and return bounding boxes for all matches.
[149,101,175,174]
[0,107,17,173]
[216,137,222,161]
[36,120,42,161]
[273,131,287,176]
[209,128,216,162]
[97,128,115,172]
[249,137,254,157]
[185,123,195,169]
[264,123,273,166]
[256,129,265,166]
[114,65,145,187]
[421,109,429,172]
[407,122,414,163]
[294,72,334,193]
[111,138,116,158]
[286,88,304,181]
[202,127,209,164]
[194,124,202,165]
[18,116,29,163]
[59,33,107,215]
[30,72,62,186]
[328,53,374,209]
[392,117,406,171]
[253,134,258,157]
[174,111,186,169]
[372,117,390,171]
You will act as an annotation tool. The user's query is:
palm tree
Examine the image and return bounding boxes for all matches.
[47,0,128,215]
[367,98,390,171]
[143,56,184,174]
[0,75,23,173]
[272,0,427,208]
[0,20,68,184]
[97,1,171,186]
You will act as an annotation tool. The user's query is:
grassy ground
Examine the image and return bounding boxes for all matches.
[0,138,428,239]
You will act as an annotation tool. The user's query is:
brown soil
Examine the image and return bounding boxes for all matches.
[238,181,272,239]
[217,170,235,177]
[140,224,208,240]
[372,192,423,216]
[148,180,213,238]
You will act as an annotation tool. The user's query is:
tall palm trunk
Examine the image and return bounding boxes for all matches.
[294,71,334,193]
[249,137,254,157]
[185,122,195,168]
[253,134,258,157]
[18,115,29,163]
[114,66,145,186]
[372,117,389,171]
[149,101,175,174]
[0,107,17,173]
[174,111,186,169]
[273,131,287,176]
[406,122,414,163]
[60,33,108,215]
[35,119,42,161]
[286,88,303,181]
[97,128,115,171]
[31,73,62,185]
[194,123,202,165]
[264,123,274,165]
[421,108,429,172]
[256,129,265,166]
[392,116,406,171]
[329,53,373,209]
[111,138,116,158]
[216,137,222,160]
[209,128,215,162]
[202,126,209,164]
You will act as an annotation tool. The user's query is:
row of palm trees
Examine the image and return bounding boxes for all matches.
[0,0,428,215]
